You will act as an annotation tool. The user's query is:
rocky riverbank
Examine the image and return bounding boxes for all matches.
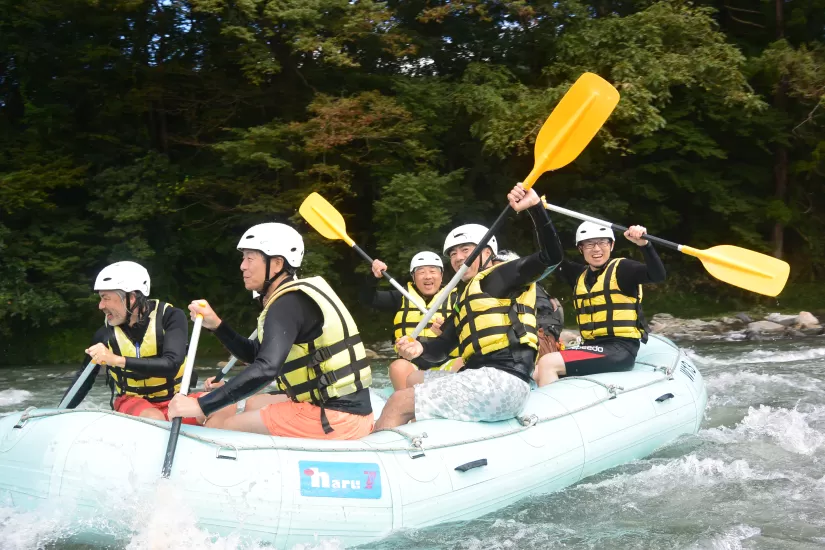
[363,311,824,358]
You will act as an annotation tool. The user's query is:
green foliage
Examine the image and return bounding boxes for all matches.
[1,0,824,363]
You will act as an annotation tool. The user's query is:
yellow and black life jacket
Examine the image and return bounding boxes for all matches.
[574,258,647,342]
[454,263,539,362]
[259,276,371,433]
[106,301,187,403]
[393,283,459,358]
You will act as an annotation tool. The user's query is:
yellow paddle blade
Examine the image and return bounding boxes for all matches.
[681,245,790,297]
[299,192,355,247]
[523,73,620,190]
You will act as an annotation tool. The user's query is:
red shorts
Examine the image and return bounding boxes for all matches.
[113,394,205,425]
[260,401,373,440]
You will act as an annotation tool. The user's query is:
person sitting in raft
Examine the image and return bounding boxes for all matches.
[61,261,196,423]
[360,251,462,390]
[373,183,563,429]
[532,221,666,386]
[167,223,374,439]
[492,249,565,356]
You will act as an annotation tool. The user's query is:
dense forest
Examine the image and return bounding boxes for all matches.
[1,0,823,364]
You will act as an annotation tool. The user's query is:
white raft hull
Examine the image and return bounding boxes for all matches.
[0,334,706,547]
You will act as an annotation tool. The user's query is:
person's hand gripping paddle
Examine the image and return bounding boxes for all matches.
[409,72,621,339]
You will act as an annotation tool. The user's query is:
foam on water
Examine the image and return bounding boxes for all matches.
[688,525,761,550]
[687,346,825,366]
[0,389,32,407]
[702,404,825,455]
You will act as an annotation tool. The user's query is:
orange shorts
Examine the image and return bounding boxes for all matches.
[114,394,204,426]
[260,401,373,440]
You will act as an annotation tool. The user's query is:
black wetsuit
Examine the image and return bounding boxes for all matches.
[198,286,371,417]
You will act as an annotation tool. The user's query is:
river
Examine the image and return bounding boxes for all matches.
[1,338,824,549]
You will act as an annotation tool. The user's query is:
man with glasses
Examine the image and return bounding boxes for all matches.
[533,221,666,385]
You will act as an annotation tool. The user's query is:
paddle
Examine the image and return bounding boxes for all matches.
[211,329,258,384]
[542,201,790,297]
[161,301,205,478]
[57,361,96,409]
[300,192,429,313]
[408,72,620,339]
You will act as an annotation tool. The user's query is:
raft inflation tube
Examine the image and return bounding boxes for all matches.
[0,334,706,548]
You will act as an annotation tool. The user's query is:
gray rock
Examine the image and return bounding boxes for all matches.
[720,316,744,327]
[364,348,379,360]
[801,326,825,336]
[735,312,753,324]
[650,313,674,321]
[747,320,787,333]
[784,328,806,338]
[745,330,764,341]
[795,311,819,328]
[765,312,798,326]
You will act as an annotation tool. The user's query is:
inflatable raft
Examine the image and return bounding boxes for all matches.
[0,334,706,547]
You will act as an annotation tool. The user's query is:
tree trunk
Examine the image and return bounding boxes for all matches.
[772,0,787,259]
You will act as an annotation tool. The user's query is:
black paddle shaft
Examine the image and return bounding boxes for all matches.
[610,223,681,251]
[161,417,183,478]
[352,243,403,284]
[213,370,226,383]
[462,205,513,268]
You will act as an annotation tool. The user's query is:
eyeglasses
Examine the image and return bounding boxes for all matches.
[579,239,612,251]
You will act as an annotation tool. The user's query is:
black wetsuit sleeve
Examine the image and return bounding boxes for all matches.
[419,317,460,364]
[61,327,108,409]
[615,243,666,294]
[212,321,260,364]
[555,259,588,289]
[122,307,188,376]
[359,275,403,311]
[197,292,322,416]
[480,203,565,297]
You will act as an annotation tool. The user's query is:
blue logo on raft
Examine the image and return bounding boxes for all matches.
[299,461,382,499]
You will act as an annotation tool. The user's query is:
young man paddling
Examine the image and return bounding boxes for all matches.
[168,223,374,439]
[533,221,666,385]
[374,183,563,429]
[62,261,193,422]
[361,251,462,390]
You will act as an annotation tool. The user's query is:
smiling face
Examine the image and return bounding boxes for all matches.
[579,238,614,269]
[240,249,284,293]
[448,244,492,281]
[412,266,443,298]
[98,290,128,326]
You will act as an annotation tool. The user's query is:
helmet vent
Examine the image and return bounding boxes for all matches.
[103,277,112,281]
[290,247,297,252]
[245,235,254,239]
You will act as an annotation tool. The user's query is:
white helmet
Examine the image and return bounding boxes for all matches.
[494,249,520,263]
[409,251,443,274]
[443,224,498,257]
[94,261,151,296]
[575,221,615,245]
[237,223,304,267]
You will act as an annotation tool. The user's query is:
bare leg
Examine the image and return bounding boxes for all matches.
[373,387,416,430]
[138,407,166,421]
[406,370,425,388]
[534,352,567,387]
[205,394,288,430]
[389,359,417,390]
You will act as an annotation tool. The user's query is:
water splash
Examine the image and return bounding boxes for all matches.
[686,346,825,367]
[702,405,825,455]
[0,389,32,407]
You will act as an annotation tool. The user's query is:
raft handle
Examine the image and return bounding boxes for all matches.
[455,459,487,472]
[216,445,238,460]
[655,393,675,403]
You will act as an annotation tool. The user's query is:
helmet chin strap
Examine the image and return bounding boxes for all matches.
[259,255,287,303]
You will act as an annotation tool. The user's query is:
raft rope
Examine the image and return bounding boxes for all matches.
[12,351,682,455]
